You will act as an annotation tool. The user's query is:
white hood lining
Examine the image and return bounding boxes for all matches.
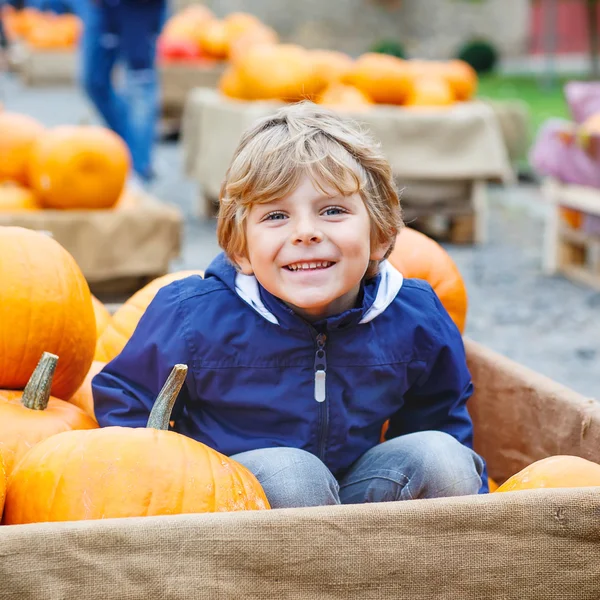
[234,260,404,326]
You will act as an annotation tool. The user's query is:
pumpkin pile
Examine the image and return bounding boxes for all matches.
[0,228,268,524]
[158,6,277,64]
[0,110,133,212]
[1,6,81,50]
[219,46,477,109]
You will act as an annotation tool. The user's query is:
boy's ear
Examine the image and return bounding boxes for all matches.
[370,239,391,262]
[234,255,254,275]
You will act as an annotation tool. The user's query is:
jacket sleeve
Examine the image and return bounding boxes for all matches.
[92,281,192,429]
[385,290,489,493]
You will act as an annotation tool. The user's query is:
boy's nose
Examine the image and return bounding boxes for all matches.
[292,226,323,245]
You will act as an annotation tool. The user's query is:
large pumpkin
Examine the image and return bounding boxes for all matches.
[67,360,105,420]
[0,111,45,186]
[29,125,130,210]
[495,455,600,492]
[95,270,204,362]
[404,76,455,108]
[318,83,373,111]
[198,19,229,59]
[0,182,40,211]
[343,53,413,105]
[311,50,354,92]
[0,226,97,398]
[387,228,468,333]
[0,352,98,478]
[441,60,478,102]
[3,365,270,524]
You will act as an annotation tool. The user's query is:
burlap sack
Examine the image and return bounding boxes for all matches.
[181,88,514,201]
[0,193,183,294]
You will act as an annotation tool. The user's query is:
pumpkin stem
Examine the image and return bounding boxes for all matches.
[146,364,188,430]
[21,352,59,411]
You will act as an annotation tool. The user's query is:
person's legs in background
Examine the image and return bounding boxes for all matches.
[76,0,130,147]
[109,0,165,182]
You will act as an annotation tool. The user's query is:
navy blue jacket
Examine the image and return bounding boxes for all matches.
[93,253,487,492]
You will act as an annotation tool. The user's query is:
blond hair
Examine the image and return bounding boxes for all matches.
[217,102,403,278]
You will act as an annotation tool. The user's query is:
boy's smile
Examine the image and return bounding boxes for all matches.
[236,174,387,322]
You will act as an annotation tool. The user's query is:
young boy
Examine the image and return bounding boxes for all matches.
[93,102,486,507]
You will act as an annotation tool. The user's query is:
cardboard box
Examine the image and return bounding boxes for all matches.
[19,44,77,87]
[0,339,598,599]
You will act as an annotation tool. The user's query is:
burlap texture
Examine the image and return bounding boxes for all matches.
[181,88,514,200]
[0,193,182,288]
[0,340,599,598]
[159,62,226,118]
[0,488,599,600]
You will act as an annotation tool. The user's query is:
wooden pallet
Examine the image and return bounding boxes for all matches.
[542,179,600,290]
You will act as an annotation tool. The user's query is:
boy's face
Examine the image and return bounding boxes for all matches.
[236,174,388,322]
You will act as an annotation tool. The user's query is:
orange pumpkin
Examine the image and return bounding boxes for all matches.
[236,44,320,102]
[198,19,229,59]
[0,182,41,211]
[223,12,263,40]
[343,53,413,105]
[29,125,130,210]
[0,352,98,479]
[441,60,478,102]
[311,50,354,92]
[67,360,105,420]
[318,83,373,111]
[3,365,270,524]
[161,5,214,44]
[91,295,111,338]
[495,455,600,492]
[95,270,204,362]
[0,111,45,186]
[404,76,455,107]
[487,477,499,492]
[228,24,278,64]
[387,228,468,333]
[219,66,246,99]
[0,226,97,399]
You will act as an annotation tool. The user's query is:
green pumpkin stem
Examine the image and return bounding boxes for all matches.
[21,352,59,411]
[146,364,188,430]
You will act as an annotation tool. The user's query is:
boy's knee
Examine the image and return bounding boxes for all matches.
[233,447,340,509]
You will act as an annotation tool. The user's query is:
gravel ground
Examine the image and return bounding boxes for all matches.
[1,73,598,398]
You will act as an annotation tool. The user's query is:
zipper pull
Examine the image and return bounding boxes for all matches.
[314,333,327,403]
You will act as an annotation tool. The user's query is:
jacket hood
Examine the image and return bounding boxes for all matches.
[204,252,403,330]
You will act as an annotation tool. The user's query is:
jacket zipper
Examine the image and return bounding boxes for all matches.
[314,332,328,461]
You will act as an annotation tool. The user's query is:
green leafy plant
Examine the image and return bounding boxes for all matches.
[457,39,498,74]
[369,39,407,59]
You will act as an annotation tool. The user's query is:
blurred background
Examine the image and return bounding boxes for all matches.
[0,0,599,396]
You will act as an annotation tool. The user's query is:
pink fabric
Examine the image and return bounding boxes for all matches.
[565,81,600,124]
[529,118,600,188]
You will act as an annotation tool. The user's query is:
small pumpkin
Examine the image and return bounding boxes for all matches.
[0,182,41,211]
[95,270,204,362]
[318,83,373,111]
[0,111,45,186]
[219,66,246,99]
[495,455,600,492]
[3,365,270,524]
[66,360,105,420]
[228,24,278,64]
[311,50,354,92]
[29,125,130,210]
[387,228,468,333]
[91,295,111,339]
[0,352,98,478]
[441,60,478,102]
[487,477,499,492]
[404,76,455,108]
[343,53,413,105]
[198,19,229,59]
[236,44,320,102]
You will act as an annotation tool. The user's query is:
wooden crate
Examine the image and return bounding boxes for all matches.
[542,179,600,290]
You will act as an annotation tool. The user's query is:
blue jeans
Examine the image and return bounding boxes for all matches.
[232,431,485,508]
[76,0,166,180]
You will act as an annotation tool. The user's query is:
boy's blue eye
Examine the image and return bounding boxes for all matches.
[323,207,346,216]
[265,212,287,220]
